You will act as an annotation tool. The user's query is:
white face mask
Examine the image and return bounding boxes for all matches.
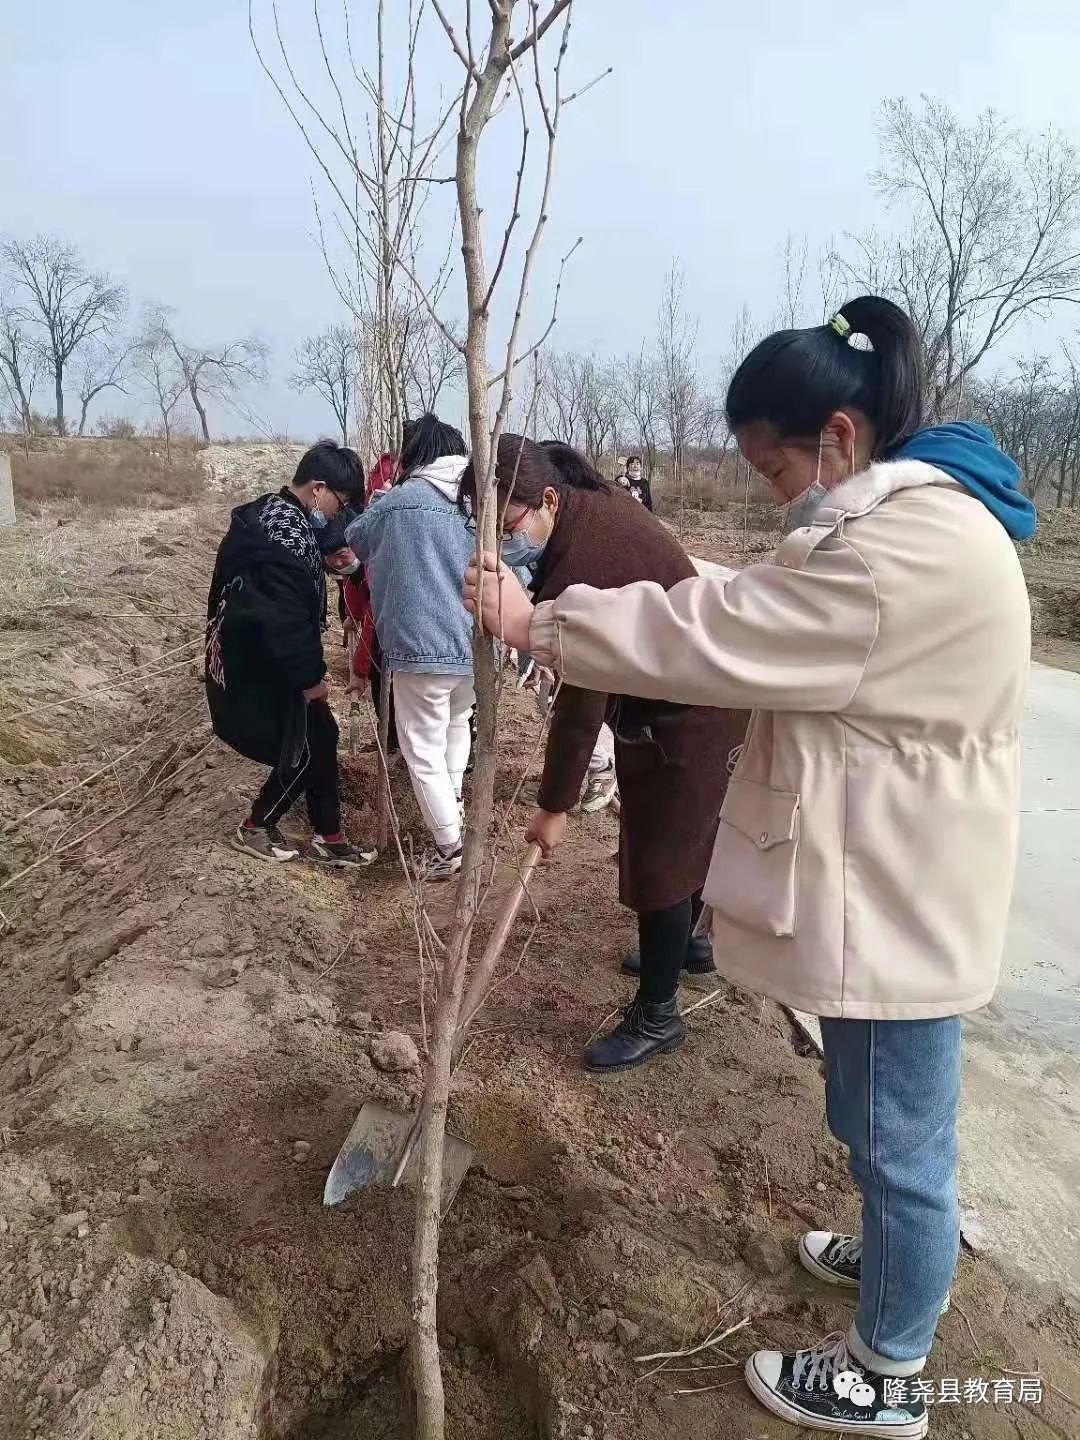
[782,431,856,533]
[783,434,828,534]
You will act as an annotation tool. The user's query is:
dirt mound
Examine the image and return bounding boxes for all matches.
[200,444,306,499]
[2,499,1078,1438]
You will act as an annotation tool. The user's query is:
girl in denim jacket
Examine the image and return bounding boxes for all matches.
[346,414,475,879]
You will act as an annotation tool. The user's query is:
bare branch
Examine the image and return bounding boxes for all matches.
[508,0,573,61]
[431,0,481,75]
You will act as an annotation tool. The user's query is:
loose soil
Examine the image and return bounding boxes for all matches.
[1,469,1078,1439]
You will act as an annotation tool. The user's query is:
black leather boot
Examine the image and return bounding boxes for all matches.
[621,933,716,977]
[583,996,685,1071]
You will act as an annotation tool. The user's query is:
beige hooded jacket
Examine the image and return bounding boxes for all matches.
[528,459,1031,1019]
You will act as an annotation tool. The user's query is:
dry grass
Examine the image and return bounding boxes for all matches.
[11,446,206,513]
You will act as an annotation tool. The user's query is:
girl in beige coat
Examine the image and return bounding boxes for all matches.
[465,296,1034,1439]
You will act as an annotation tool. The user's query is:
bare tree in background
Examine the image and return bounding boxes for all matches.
[74,338,135,436]
[250,0,460,459]
[614,346,660,481]
[656,262,699,507]
[291,324,361,444]
[0,302,41,441]
[133,310,188,460]
[1054,343,1080,506]
[401,309,464,417]
[975,356,1060,503]
[0,234,126,436]
[158,318,268,442]
[579,354,619,464]
[539,348,588,445]
[838,96,1080,420]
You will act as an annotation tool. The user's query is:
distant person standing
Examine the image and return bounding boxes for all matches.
[624,455,653,511]
[205,441,376,868]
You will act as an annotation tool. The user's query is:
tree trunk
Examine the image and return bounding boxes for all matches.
[54,368,66,437]
[375,671,392,851]
[410,51,504,1440]
[189,381,211,443]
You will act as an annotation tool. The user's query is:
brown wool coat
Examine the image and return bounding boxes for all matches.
[533,486,748,912]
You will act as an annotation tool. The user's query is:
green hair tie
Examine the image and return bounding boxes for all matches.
[829,313,852,339]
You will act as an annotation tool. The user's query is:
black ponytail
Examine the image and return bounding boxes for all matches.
[538,440,611,492]
[725,295,924,455]
[398,412,467,479]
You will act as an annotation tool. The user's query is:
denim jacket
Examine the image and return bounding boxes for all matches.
[345,457,475,675]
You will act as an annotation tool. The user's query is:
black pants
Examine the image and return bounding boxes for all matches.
[637,891,705,1004]
[251,699,341,837]
[370,632,399,753]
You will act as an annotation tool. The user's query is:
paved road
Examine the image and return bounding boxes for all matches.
[959,662,1080,1297]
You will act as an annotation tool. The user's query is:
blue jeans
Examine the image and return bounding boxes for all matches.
[820,1017,961,1369]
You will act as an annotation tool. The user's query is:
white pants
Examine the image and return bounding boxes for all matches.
[589,722,615,774]
[392,672,475,849]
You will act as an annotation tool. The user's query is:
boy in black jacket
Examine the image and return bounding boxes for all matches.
[206,441,375,867]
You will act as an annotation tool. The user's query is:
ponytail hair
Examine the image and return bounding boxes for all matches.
[398,412,467,479]
[725,295,924,455]
[460,434,611,513]
[538,440,610,493]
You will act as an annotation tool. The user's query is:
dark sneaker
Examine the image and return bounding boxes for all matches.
[579,764,618,814]
[422,844,462,882]
[799,1233,951,1314]
[231,823,299,863]
[745,1334,928,1437]
[800,1231,862,1289]
[621,931,717,977]
[583,996,684,1071]
[310,836,378,869]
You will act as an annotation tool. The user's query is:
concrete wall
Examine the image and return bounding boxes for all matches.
[0,451,15,528]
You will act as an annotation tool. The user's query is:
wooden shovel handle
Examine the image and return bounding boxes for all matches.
[390,843,543,1189]
[458,842,543,1038]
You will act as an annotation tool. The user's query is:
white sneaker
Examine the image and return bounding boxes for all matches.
[580,764,618,814]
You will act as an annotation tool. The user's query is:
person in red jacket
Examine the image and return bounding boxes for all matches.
[341,451,399,749]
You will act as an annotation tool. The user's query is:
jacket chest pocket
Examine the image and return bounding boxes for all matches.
[709,777,800,937]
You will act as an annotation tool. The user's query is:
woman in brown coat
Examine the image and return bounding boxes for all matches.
[463,436,747,1071]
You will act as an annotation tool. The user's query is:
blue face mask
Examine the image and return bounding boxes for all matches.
[501,527,548,569]
[309,508,329,530]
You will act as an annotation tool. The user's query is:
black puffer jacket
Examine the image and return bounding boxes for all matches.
[205,490,326,769]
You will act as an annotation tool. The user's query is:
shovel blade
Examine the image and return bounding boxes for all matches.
[323,1101,475,1210]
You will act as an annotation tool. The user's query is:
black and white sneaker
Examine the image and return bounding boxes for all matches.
[800,1231,862,1288]
[745,1333,928,1437]
[310,836,378,869]
[422,844,462,882]
[231,822,299,863]
[799,1232,951,1314]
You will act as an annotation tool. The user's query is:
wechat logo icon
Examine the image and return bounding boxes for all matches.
[833,1370,875,1408]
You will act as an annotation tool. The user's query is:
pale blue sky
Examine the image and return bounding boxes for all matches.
[5,0,1080,439]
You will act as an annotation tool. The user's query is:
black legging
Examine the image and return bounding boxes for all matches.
[251,699,341,836]
[636,892,705,1004]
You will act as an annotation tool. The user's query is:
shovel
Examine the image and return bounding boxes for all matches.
[323,843,544,1209]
